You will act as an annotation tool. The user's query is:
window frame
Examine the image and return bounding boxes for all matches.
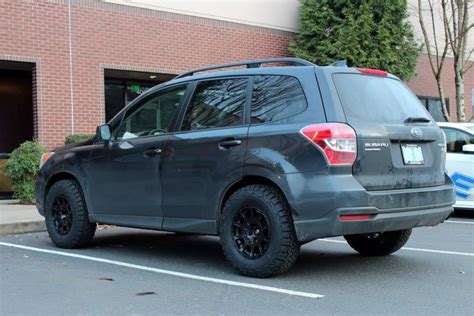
[249,74,308,126]
[110,83,191,142]
[175,76,251,133]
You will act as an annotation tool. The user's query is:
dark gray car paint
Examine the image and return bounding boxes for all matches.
[35,64,455,243]
[161,126,248,233]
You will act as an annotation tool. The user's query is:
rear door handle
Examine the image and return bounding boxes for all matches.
[143,148,162,157]
[218,139,242,150]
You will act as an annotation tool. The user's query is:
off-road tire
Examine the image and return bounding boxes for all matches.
[45,179,96,248]
[344,229,412,256]
[220,184,299,278]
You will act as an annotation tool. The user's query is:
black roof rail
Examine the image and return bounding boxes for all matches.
[175,57,315,79]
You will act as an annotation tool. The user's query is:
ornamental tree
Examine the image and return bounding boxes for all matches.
[290,0,420,81]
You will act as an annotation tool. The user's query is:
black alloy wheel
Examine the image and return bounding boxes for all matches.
[51,195,73,235]
[232,207,270,259]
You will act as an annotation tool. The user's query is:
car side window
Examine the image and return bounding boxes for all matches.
[442,128,474,153]
[180,78,247,131]
[251,75,307,124]
[114,85,187,140]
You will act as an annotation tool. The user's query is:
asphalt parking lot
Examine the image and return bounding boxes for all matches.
[1,215,473,315]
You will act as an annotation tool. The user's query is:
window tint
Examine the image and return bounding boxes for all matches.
[333,74,431,127]
[114,86,186,140]
[251,75,306,123]
[181,78,247,131]
[442,128,474,153]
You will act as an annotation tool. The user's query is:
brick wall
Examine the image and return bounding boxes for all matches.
[0,0,293,149]
[0,0,472,150]
[407,54,473,122]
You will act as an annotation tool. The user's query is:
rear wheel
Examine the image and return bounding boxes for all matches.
[344,229,411,256]
[45,179,96,248]
[219,184,299,278]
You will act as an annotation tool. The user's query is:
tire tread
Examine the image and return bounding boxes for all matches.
[45,179,96,249]
[344,229,411,256]
[220,184,299,277]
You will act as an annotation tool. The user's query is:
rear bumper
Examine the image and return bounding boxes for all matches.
[278,172,455,243]
[294,204,453,243]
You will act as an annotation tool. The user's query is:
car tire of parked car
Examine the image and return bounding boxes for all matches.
[344,229,412,256]
[219,184,300,278]
[44,179,96,249]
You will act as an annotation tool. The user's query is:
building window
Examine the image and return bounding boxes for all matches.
[104,70,175,123]
[105,80,156,122]
[417,96,449,122]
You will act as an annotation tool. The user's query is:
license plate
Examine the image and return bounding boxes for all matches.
[401,144,425,165]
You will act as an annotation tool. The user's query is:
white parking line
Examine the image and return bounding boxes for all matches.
[321,239,474,257]
[445,220,474,225]
[0,242,324,299]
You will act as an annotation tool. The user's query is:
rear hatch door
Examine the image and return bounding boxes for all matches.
[332,72,446,191]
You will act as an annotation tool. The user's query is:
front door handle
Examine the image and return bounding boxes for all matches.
[218,139,242,150]
[143,148,162,157]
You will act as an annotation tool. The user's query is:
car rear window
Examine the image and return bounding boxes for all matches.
[333,74,431,126]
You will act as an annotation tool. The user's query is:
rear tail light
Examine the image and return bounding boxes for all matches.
[300,123,357,166]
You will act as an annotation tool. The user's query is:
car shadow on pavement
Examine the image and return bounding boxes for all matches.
[288,247,423,280]
[87,229,426,280]
[91,230,229,267]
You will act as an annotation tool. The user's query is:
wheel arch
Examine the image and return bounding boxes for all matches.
[45,172,80,197]
[43,171,91,216]
[218,175,289,220]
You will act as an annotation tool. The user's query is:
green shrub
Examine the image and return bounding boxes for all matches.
[65,134,94,145]
[4,141,46,203]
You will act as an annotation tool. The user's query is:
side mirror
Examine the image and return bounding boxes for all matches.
[462,144,474,154]
[96,124,111,142]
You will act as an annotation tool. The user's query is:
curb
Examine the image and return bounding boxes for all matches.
[0,220,46,235]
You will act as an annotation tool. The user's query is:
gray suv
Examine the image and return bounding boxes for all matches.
[35,58,455,277]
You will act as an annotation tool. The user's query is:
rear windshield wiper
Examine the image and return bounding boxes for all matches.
[404,117,431,123]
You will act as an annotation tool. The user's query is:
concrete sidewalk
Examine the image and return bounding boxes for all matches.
[0,200,45,235]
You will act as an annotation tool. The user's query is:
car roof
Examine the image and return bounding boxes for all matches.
[157,65,399,90]
[164,65,318,86]
[437,122,474,134]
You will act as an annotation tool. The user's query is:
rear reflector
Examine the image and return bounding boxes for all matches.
[300,123,357,166]
[356,68,387,76]
[340,214,372,221]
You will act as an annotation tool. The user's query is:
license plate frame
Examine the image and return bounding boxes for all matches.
[401,144,425,165]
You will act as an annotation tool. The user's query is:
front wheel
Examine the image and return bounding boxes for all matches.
[219,185,299,278]
[344,229,412,256]
[45,179,96,248]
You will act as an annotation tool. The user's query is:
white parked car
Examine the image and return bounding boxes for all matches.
[438,123,474,210]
